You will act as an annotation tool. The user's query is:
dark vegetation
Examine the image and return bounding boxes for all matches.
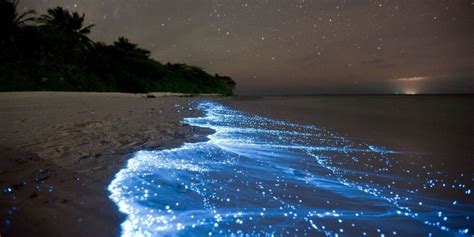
[0,0,236,95]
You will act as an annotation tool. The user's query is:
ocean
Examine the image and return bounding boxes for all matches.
[108,96,473,236]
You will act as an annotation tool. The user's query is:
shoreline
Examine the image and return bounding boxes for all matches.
[2,93,471,236]
[102,100,473,236]
[0,92,213,236]
[0,91,224,98]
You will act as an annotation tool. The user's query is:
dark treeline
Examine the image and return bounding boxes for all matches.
[0,0,236,95]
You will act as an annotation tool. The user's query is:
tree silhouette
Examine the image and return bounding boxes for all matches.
[113,37,150,59]
[0,0,35,41]
[38,6,94,47]
[0,3,236,95]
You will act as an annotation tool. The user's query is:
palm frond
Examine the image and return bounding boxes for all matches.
[17,16,35,24]
[15,10,36,24]
[38,14,53,23]
[78,24,94,34]
[12,0,19,9]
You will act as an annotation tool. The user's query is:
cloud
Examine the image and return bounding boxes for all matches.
[393,76,430,81]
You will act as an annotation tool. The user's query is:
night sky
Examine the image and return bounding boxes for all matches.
[20,0,473,95]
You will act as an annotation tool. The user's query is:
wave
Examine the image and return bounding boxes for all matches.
[108,101,472,236]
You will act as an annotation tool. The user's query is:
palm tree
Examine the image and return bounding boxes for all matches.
[0,0,35,41]
[38,6,94,47]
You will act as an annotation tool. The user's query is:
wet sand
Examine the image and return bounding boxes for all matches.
[0,92,210,237]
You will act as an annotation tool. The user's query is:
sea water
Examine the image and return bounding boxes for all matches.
[108,101,472,236]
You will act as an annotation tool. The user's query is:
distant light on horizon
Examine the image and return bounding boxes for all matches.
[393,77,425,95]
[401,88,419,95]
[393,87,419,95]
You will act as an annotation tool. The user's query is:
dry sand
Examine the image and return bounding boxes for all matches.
[0,92,211,237]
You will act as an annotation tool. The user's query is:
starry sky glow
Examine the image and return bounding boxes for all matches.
[20,0,473,95]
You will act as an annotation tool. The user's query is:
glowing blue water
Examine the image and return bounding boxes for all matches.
[108,102,472,236]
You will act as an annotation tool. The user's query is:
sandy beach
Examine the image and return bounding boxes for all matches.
[1,93,472,236]
[0,92,211,236]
